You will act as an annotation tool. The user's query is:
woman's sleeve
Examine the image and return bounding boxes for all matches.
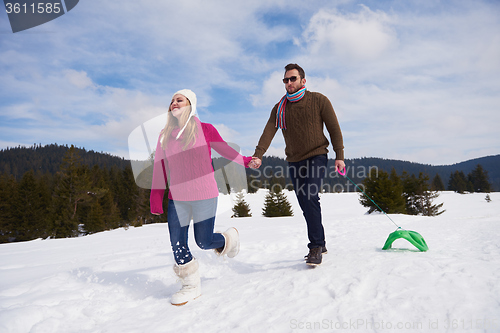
[150,134,168,214]
[204,123,252,168]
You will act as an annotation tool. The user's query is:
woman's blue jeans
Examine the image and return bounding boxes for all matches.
[167,197,225,265]
[288,154,328,249]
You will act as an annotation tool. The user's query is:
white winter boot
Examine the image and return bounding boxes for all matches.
[171,258,201,306]
[214,227,240,258]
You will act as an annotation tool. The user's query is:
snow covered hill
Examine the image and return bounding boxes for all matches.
[1,191,499,333]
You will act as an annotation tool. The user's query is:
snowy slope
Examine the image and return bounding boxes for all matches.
[1,191,499,333]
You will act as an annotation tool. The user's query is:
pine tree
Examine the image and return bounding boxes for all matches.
[468,164,491,193]
[361,169,444,216]
[431,173,445,191]
[87,165,121,230]
[84,199,106,234]
[262,186,293,217]
[232,192,252,217]
[448,171,471,193]
[133,186,151,227]
[12,170,51,241]
[100,189,121,229]
[51,145,94,238]
[0,173,17,243]
[262,191,280,217]
[360,168,405,214]
[421,191,445,216]
[275,187,293,216]
[402,172,428,215]
[403,172,444,216]
[115,166,141,224]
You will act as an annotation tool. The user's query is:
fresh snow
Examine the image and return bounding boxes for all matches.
[1,191,499,333]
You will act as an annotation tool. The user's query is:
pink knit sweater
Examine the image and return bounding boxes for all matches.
[150,117,252,214]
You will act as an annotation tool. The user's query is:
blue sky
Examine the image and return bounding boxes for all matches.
[1,0,499,165]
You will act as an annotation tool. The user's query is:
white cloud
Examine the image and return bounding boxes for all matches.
[1,0,499,165]
[298,6,397,63]
[211,123,240,143]
[64,69,95,89]
[0,66,171,157]
[286,2,500,164]
[250,71,284,108]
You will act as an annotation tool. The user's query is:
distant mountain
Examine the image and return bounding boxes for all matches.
[250,155,500,192]
[1,144,498,191]
[346,155,500,191]
[0,144,130,179]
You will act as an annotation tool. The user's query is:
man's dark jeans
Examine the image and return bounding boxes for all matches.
[288,154,328,249]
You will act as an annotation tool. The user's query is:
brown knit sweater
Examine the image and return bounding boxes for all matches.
[253,90,344,162]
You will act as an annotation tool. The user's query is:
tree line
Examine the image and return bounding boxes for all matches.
[446,165,492,193]
[0,145,166,243]
[247,157,493,194]
[359,165,491,216]
[0,143,130,180]
[0,145,494,242]
[360,169,445,216]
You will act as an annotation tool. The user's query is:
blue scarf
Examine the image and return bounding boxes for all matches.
[276,86,306,129]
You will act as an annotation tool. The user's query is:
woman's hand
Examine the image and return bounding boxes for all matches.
[249,157,262,169]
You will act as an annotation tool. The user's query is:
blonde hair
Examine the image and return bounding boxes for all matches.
[160,100,198,150]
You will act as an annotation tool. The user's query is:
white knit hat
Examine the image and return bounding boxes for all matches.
[171,89,197,139]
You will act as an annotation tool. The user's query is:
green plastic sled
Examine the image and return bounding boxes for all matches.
[382,229,428,252]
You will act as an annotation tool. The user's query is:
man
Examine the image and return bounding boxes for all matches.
[252,63,345,266]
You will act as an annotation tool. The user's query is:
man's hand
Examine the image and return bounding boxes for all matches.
[335,159,345,173]
[249,157,262,169]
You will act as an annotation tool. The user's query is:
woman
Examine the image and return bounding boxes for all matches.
[150,89,255,306]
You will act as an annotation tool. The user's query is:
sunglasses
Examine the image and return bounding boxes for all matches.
[283,76,300,84]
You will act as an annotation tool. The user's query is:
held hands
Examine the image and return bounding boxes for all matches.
[250,157,340,171]
[249,157,262,169]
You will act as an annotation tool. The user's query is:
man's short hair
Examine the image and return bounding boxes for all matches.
[284,63,305,80]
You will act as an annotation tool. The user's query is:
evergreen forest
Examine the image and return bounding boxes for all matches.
[0,145,167,243]
[0,144,497,243]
